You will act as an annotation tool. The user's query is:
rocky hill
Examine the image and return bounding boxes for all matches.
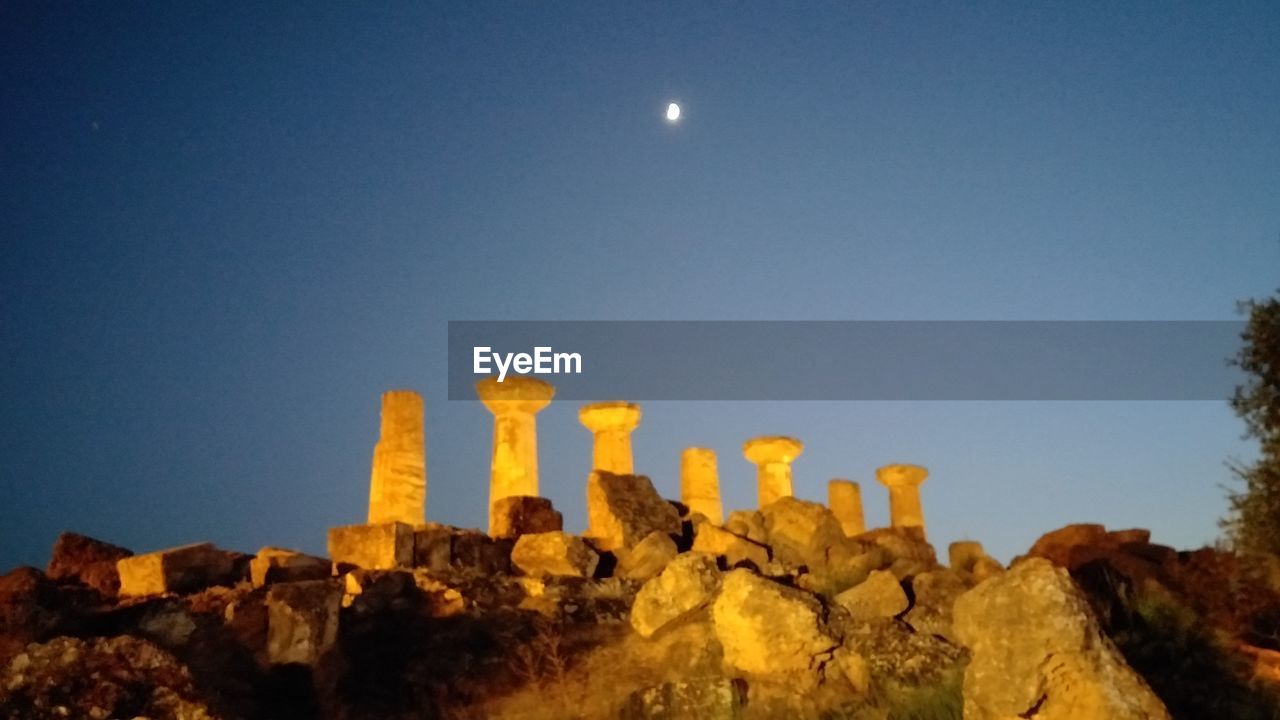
[3,484,1280,719]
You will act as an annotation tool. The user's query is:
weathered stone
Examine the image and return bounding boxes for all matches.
[953,558,1170,720]
[680,447,723,525]
[117,542,240,597]
[265,579,342,666]
[0,567,70,657]
[723,510,768,544]
[857,527,939,578]
[511,531,599,578]
[950,540,1003,582]
[1026,523,1109,567]
[412,522,454,571]
[1107,528,1152,545]
[46,532,132,597]
[834,569,908,621]
[327,521,413,570]
[0,635,216,719]
[876,464,929,537]
[743,436,804,508]
[838,616,969,686]
[621,678,747,719]
[692,523,770,569]
[249,547,329,588]
[450,530,512,575]
[367,390,426,526]
[615,531,678,581]
[630,553,721,638]
[759,497,844,571]
[477,376,555,535]
[490,495,563,538]
[580,401,641,474]
[903,569,969,642]
[711,569,839,683]
[828,479,865,537]
[586,471,681,551]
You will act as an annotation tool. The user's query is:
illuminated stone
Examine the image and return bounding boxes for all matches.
[876,464,929,537]
[476,376,555,535]
[249,547,329,588]
[579,401,641,474]
[828,479,865,537]
[266,580,341,666]
[712,569,838,685]
[511,531,599,578]
[116,542,239,597]
[327,522,413,570]
[367,390,426,526]
[585,471,681,550]
[680,447,723,524]
[834,569,908,621]
[743,436,803,508]
[630,552,721,638]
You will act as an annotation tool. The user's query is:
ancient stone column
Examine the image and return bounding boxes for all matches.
[477,376,555,535]
[367,390,426,525]
[578,401,641,474]
[876,464,929,537]
[742,436,804,508]
[681,447,723,524]
[828,479,865,537]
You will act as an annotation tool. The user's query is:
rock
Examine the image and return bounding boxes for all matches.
[953,558,1170,720]
[511,531,600,578]
[692,523,770,569]
[1026,523,1110,567]
[0,567,71,659]
[265,580,342,666]
[630,552,721,638]
[0,635,216,719]
[1107,528,1152,545]
[834,569,908,621]
[412,522,454,571]
[816,540,890,595]
[857,527,939,578]
[328,521,413,570]
[615,531,678,581]
[490,495,564,538]
[46,532,132,597]
[341,569,417,611]
[724,510,768,544]
[838,616,968,686]
[711,569,839,684]
[586,471,682,550]
[621,678,747,719]
[759,497,845,571]
[117,542,242,597]
[249,547,330,588]
[903,569,969,642]
[450,529,512,575]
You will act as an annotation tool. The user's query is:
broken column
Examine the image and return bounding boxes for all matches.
[742,436,804,509]
[579,401,641,474]
[828,479,865,537]
[477,376,555,535]
[367,390,426,525]
[681,447,723,524]
[876,464,929,537]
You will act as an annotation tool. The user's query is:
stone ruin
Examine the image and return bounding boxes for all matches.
[0,378,1213,719]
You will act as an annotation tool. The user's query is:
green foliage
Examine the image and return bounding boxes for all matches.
[1225,291,1280,555]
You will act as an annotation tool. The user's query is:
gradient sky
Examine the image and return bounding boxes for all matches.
[3,2,1279,568]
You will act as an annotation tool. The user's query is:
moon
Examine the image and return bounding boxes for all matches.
[666,103,681,122]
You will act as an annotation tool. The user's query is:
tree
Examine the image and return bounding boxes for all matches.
[1223,290,1280,554]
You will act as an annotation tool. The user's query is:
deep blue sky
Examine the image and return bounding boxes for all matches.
[3,2,1278,568]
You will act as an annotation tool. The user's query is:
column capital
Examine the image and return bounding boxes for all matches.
[578,401,641,433]
[876,463,928,488]
[476,376,555,415]
[743,435,804,465]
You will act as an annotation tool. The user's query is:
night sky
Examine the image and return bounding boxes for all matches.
[3,3,1278,567]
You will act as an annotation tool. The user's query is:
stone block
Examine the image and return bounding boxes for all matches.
[630,552,721,638]
[249,547,330,588]
[586,471,681,551]
[47,532,133,597]
[511,531,599,578]
[327,522,413,570]
[614,531,678,581]
[490,495,563,538]
[266,580,342,666]
[117,543,240,597]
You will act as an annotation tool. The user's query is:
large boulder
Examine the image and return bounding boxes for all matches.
[328,521,413,570]
[759,497,844,571]
[953,558,1170,720]
[903,569,970,643]
[511,531,600,578]
[949,540,1003,581]
[0,568,74,661]
[834,569,908,621]
[265,580,342,666]
[116,542,244,597]
[586,472,681,551]
[723,510,768,544]
[692,523,770,569]
[615,531,678,581]
[711,570,839,684]
[630,552,721,638]
[490,495,563,538]
[46,532,132,597]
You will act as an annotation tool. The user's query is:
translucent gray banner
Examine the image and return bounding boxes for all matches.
[447,321,1245,400]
